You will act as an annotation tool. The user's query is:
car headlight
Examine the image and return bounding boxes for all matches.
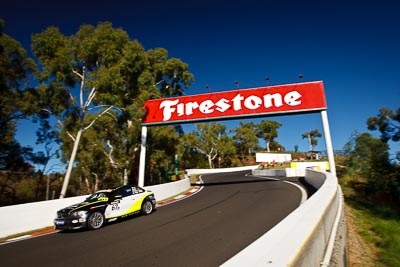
[71,211,88,218]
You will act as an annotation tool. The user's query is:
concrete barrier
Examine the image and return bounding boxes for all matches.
[252,169,286,177]
[185,165,258,176]
[222,169,345,267]
[0,195,89,238]
[145,178,191,202]
[0,178,191,239]
[286,167,307,177]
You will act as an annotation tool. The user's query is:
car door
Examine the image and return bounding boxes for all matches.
[104,186,142,219]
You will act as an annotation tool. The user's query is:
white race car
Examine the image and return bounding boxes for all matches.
[54,185,156,230]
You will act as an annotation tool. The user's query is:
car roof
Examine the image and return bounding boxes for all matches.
[94,185,140,194]
[95,189,113,193]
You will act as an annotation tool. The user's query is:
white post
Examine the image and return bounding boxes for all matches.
[138,125,147,187]
[321,110,336,176]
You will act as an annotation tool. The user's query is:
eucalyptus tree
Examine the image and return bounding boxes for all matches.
[182,122,235,168]
[256,120,282,152]
[0,19,37,171]
[301,129,322,151]
[63,111,124,194]
[215,129,237,167]
[179,128,208,169]
[0,19,39,205]
[31,21,193,197]
[343,132,399,199]
[145,125,181,185]
[30,117,62,200]
[367,107,400,143]
[231,121,259,160]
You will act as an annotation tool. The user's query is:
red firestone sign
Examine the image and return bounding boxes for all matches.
[142,81,327,125]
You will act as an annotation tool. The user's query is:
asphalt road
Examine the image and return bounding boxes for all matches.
[0,171,304,267]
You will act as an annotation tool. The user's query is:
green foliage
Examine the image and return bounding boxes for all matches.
[345,132,389,172]
[368,107,400,143]
[231,122,259,161]
[0,20,48,205]
[145,126,180,185]
[66,112,125,194]
[179,130,208,169]
[30,21,195,193]
[345,197,400,267]
[0,170,53,206]
[0,19,37,170]
[146,48,194,97]
[181,122,237,168]
[339,109,400,267]
[269,140,285,152]
[301,129,322,151]
[342,131,400,203]
[256,120,282,152]
[339,122,400,266]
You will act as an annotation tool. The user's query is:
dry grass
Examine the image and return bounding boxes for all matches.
[345,204,382,266]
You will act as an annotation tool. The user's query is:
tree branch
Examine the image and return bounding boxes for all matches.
[66,131,75,142]
[72,66,85,107]
[82,106,114,132]
[84,87,96,109]
[104,140,117,168]
[72,69,84,80]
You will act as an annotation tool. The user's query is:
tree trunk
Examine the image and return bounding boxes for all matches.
[84,175,90,194]
[308,134,312,151]
[207,154,213,168]
[59,128,83,198]
[93,173,99,192]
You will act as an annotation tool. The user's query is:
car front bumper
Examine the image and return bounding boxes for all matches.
[54,218,87,230]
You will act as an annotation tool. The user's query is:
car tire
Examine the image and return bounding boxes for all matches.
[87,211,105,230]
[141,199,154,215]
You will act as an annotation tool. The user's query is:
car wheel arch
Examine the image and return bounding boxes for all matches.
[87,211,106,230]
[141,197,155,215]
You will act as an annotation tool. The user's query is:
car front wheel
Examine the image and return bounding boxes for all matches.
[141,200,154,215]
[87,211,105,230]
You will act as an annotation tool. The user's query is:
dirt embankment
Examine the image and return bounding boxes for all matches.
[345,205,380,267]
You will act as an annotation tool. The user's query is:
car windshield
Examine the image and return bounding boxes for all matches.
[85,192,108,202]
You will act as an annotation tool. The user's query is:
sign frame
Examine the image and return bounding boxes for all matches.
[142,81,327,126]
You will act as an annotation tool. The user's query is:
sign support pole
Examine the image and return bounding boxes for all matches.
[321,110,336,176]
[138,125,147,187]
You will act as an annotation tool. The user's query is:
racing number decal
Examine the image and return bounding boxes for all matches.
[104,191,149,219]
[111,200,120,210]
[105,199,123,218]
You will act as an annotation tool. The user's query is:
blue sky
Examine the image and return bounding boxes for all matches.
[2,0,400,167]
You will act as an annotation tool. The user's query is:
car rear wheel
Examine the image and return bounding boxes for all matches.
[141,200,154,215]
[87,211,105,230]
